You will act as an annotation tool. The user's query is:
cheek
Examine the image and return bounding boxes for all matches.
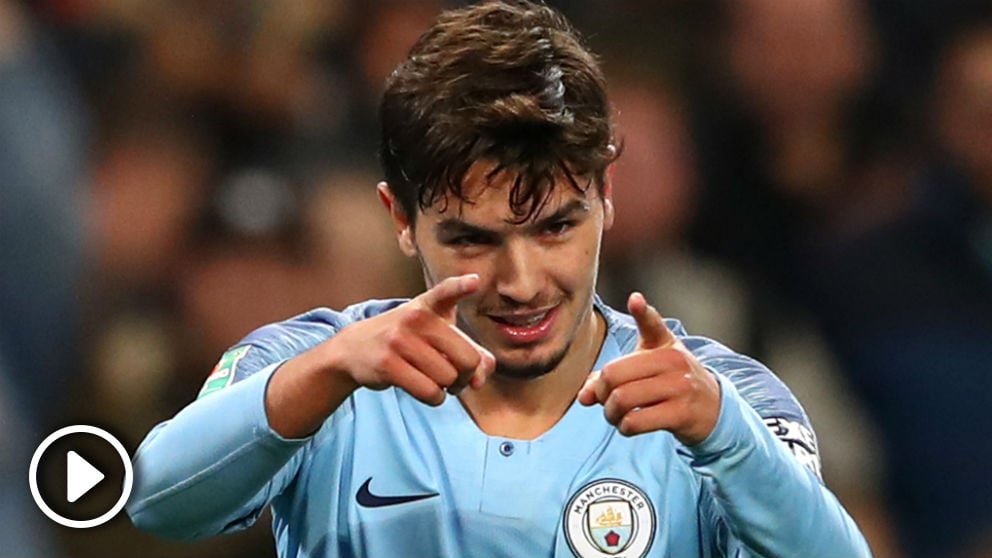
[552,237,602,290]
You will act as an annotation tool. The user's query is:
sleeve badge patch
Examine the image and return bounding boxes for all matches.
[763,416,822,479]
[197,345,251,399]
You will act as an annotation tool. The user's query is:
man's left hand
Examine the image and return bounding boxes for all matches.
[578,292,721,445]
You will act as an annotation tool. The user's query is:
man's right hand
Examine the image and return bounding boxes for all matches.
[331,273,496,404]
[264,274,495,438]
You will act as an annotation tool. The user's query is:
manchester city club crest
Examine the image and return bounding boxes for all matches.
[563,479,655,557]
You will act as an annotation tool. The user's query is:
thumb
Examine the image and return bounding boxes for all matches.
[628,292,676,350]
[577,370,602,406]
[417,274,480,321]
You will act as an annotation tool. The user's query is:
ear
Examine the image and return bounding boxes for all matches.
[602,166,615,231]
[377,182,418,257]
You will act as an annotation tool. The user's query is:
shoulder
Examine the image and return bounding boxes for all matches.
[595,296,690,353]
[207,299,409,389]
[597,297,809,422]
[597,297,821,476]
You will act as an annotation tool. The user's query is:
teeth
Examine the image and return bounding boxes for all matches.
[502,312,547,326]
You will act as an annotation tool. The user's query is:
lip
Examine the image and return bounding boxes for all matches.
[487,306,559,345]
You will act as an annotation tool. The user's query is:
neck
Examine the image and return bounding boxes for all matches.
[457,303,606,439]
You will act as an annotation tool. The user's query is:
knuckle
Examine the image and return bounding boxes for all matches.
[685,372,703,394]
[659,347,687,368]
[618,415,639,437]
[413,384,444,406]
[384,330,406,353]
[436,368,458,388]
[401,307,429,327]
[676,351,696,370]
[375,352,400,374]
[667,371,691,394]
[599,365,619,389]
[465,349,482,369]
[425,388,446,406]
[601,404,619,426]
[609,387,631,412]
[452,345,481,372]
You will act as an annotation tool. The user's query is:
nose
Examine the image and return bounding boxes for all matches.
[494,238,543,304]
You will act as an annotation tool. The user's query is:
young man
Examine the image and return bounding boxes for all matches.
[127,2,872,556]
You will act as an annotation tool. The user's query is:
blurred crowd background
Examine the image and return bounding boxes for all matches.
[2,0,991,557]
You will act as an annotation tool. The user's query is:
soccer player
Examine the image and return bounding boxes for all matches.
[127,2,872,556]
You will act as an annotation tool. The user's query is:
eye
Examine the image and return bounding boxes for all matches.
[450,235,479,246]
[446,233,492,247]
[543,219,576,235]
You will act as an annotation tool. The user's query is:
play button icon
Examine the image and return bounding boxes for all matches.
[67,451,105,503]
[29,425,133,528]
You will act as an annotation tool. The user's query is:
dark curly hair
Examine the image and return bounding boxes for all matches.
[379,0,618,223]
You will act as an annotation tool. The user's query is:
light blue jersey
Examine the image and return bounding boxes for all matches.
[127,298,872,557]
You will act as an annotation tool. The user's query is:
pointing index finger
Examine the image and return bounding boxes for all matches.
[628,292,676,350]
[418,274,480,320]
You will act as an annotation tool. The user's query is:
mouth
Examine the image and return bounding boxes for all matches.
[486,306,559,344]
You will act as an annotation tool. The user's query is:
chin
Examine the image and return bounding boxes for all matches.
[492,343,570,380]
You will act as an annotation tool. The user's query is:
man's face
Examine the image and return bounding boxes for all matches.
[384,161,614,379]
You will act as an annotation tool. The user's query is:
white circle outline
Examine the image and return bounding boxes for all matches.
[28,425,134,529]
[563,478,656,558]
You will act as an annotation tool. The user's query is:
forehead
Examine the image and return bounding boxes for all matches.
[420,160,595,225]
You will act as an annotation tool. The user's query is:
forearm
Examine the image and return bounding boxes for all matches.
[264,338,358,438]
[689,375,873,558]
[127,364,309,540]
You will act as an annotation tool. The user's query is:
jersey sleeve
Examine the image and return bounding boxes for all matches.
[126,312,341,541]
[681,331,822,479]
[679,333,873,558]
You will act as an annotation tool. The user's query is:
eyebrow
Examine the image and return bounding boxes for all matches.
[523,199,590,232]
[434,198,591,239]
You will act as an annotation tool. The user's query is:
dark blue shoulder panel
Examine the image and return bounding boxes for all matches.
[227,299,408,384]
